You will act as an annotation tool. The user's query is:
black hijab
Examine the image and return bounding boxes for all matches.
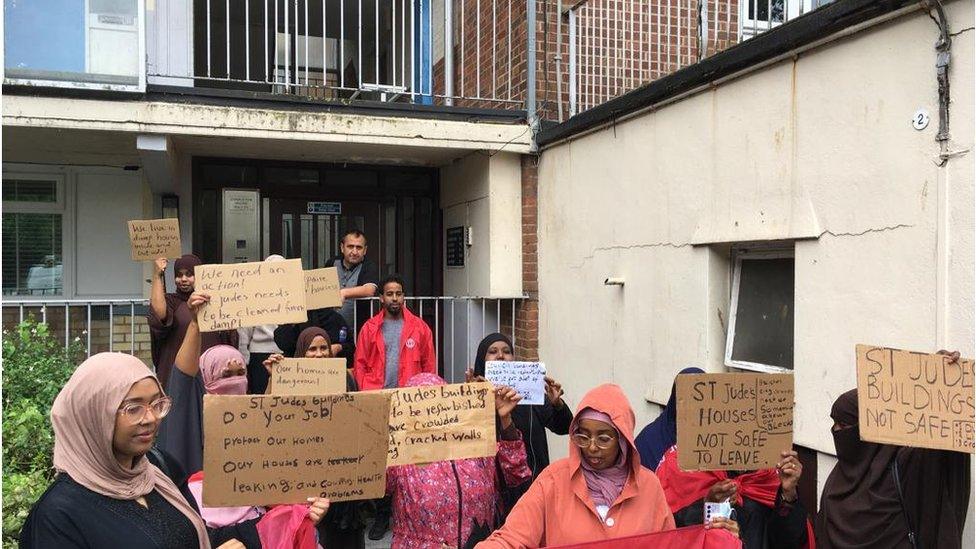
[473,333,513,378]
[816,389,971,549]
[171,254,201,301]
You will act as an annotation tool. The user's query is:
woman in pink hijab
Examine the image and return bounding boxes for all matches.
[18,352,244,548]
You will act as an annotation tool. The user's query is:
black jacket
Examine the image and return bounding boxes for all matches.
[274,308,355,368]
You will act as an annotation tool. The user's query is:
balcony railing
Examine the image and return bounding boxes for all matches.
[1,295,526,384]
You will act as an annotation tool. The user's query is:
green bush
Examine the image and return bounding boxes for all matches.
[1,318,82,546]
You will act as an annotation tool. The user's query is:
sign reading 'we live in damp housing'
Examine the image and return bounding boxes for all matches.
[857,344,974,453]
[676,373,794,471]
[195,258,307,332]
[128,219,182,261]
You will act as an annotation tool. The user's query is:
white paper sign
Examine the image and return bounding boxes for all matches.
[485,361,547,405]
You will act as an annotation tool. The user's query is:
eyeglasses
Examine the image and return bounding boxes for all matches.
[117,397,173,424]
[572,432,617,450]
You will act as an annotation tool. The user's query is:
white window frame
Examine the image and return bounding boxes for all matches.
[2,168,76,301]
[724,248,795,374]
[3,0,146,92]
[739,0,817,40]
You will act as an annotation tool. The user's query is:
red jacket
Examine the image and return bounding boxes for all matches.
[353,307,436,390]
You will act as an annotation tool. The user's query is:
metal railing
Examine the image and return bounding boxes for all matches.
[150,0,530,110]
[0,295,525,383]
[565,0,830,116]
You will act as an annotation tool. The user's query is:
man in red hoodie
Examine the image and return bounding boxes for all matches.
[355,274,437,540]
[353,273,436,391]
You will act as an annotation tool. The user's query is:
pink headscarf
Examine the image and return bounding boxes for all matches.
[199,345,247,395]
[575,408,630,508]
[51,353,211,548]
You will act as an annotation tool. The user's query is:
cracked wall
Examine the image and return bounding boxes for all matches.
[535,0,974,528]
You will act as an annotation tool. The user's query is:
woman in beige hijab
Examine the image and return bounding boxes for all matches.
[18,352,250,549]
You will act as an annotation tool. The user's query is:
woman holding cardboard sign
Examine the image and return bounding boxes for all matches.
[385,373,531,549]
[816,387,971,549]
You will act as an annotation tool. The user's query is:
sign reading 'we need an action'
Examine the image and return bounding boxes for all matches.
[195,259,307,332]
[857,344,974,453]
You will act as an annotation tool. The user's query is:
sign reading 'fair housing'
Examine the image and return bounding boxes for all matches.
[196,259,307,332]
[676,373,793,471]
[385,382,496,466]
[857,344,974,453]
[203,393,390,507]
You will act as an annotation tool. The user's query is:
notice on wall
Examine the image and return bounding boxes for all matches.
[676,373,794,471]
[305,267,342,310]
[485,361,546,405]
[856,344,974,453]
[128,219,182,261]
[270,358,347,396]
[203,392,390,507]
[195,258,307,332]
[385,382,496,466]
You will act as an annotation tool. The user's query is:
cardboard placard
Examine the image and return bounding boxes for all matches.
[270,358,347,396]
[195,259,307,332]
[385,382,496,466]
[203,393,390,506]
[856,344,974,453]
[305,267,342,310]
[485,361,547,405]
[127,219,182,261]
[676,373,794,471]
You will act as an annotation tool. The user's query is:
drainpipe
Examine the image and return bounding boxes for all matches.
[445,0,454,106]
[527,0,538,129]
[555,0,564,122]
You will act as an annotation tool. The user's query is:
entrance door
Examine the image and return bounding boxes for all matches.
[268,198,382,270]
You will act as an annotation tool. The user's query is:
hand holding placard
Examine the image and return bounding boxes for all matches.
[856,344,974,453]
[676,373,794,471]
[128,219,182,261]
[485,361,546,405]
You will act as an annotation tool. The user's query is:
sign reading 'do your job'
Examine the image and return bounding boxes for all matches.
[676,373,794,471]
[384,381,496,466]
[128,219,182,261]
[195,258,307,332]
[857,344,974,453]
[270,358,347,396]
[203,393,390,507]
[485,361,546,405]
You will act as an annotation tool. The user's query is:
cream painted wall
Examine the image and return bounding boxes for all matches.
[536,0,974,533]
[441,152,523,297]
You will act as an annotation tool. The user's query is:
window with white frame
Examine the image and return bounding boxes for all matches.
[2,175,66,297]
[740,0,834,39]
[725,247,794,372]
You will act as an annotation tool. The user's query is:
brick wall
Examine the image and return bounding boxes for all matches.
[515,154,540,360]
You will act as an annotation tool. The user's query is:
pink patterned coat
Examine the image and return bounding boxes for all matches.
[386,437,532,549]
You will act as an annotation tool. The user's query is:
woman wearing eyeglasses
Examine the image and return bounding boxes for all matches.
[476,383,739,548]
[18,352,252,548]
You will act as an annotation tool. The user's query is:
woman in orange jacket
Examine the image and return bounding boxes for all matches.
[476,383,740,548]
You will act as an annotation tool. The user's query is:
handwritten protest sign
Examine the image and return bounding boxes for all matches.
[270,358,347,396]
[676,373,793,471]
[127,219,182,261]
[857,344,974,453]
[485,361,546,405]
[385,382,496,466]
[305,268,342,310]
[203,392,390,506]
[195,258,307,332]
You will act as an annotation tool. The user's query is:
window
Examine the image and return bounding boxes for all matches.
[4,0,144,91]
[740,0,833,39]
[725,247,794,372]
[2,176,66,297]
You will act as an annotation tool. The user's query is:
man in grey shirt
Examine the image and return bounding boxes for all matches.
[381,315,404,388]
[334,229,379,329]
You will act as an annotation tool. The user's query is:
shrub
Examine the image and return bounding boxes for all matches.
[1,318,82,545]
